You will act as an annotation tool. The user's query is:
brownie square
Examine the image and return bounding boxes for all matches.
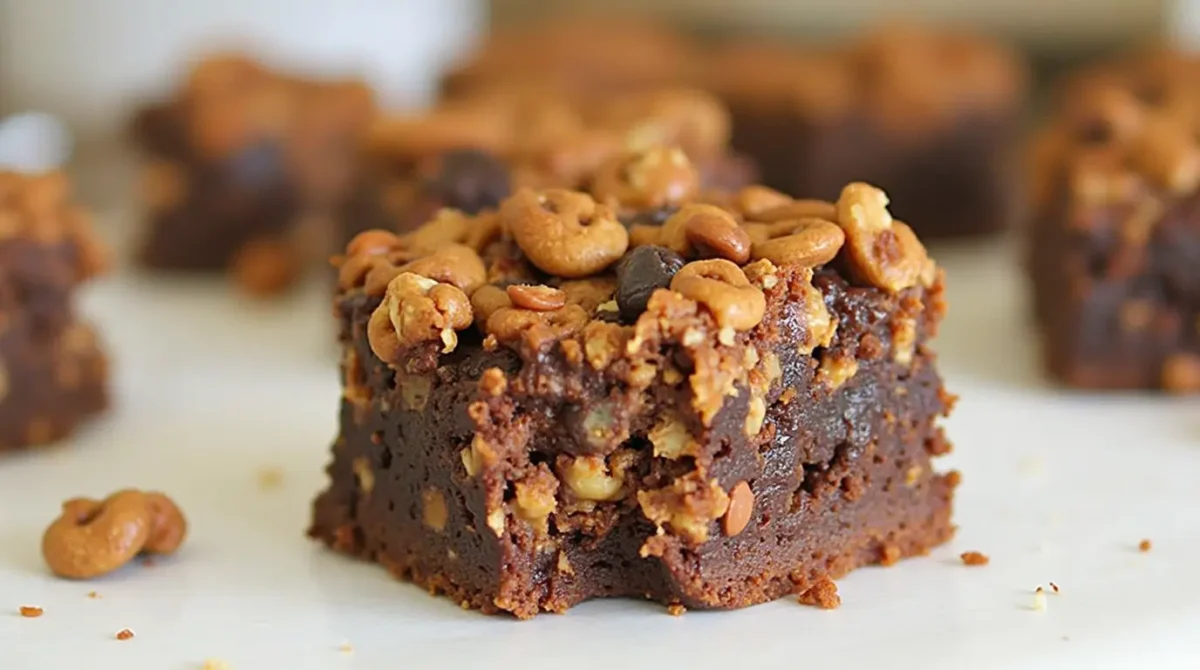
[336,87,756,248]
[0,171,109,450]
[1028,50,1200,392]
[310,149,956,617]
[131,53,373,296]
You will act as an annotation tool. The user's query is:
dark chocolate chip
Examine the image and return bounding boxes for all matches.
[423,149,511,214]
[615,245,685,323]
[619,205,680,230]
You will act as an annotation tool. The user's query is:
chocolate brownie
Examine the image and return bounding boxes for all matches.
[706,26,1027,239]
[0,171,109,450]
[338,87,756,246]
[310,148,957,617]
[1028,49,1200,392]
[132,53,373,296]
[443,21,1027,240]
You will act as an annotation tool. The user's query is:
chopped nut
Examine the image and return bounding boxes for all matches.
[649,415,697,459]
[637,475,730,545]
[18,605,43,618]
[556,551,575,575]
[115,628,135,641]
[486,507,506,537]
[744,397,767,437]
[818,355,859,389]
[513,470,558,534]
[960,551,989,566]
[352,457,374,494]
[367,272,473,362]
[561,455,624,502]
[667,603,687,616]
[421,488,448,532]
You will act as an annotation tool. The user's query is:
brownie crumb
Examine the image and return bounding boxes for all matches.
[960,551,989,566]
[115,628,134,641]
[18,606,43,618]
[1049,581,1060,594]
[798,576,841,609]
[667,603,687,616]
[1138,539,1152,552]
[1033,586,1047,612]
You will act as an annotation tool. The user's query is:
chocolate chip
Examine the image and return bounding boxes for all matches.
[422,149,511,214]
[615,245,685,322]
[619,205,679,230]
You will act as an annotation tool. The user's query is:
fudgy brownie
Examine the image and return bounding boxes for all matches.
[338,87,755,247]
[1028,49,1200,392]
[310,148,957,617]
[0,171,109,450]
[132,53,374,295]
[706,25,1027,239]
[443,21,1027,240]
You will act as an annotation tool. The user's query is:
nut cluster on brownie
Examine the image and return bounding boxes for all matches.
[337,146,936,374]
[1028,48,1200,392]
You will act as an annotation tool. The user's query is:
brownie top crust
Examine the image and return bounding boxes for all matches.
[1030,48,1200,210]
[336,146,939,379]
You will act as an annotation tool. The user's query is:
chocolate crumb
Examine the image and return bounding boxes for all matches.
[115,628,134,641]
[1138,539,1152,552]
[798,576,841,609]
[667,603,686,616]
[18,606,43,618]
[960,551,989,566]
[1049,581,1060,594]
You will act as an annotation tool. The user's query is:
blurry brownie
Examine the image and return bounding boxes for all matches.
[707,25,1028,239]
[338,87,755,245]
[0,171,109,450]
[132,53,374,296]
[1029,49,1200,392]
[310,146,956,617]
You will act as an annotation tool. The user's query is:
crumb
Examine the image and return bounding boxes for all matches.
[257,467,283,490]
[18,606,43,618]
[1138,539,1152,552]
[203,660,230,670]
[87,591,100,599]
[1049,581,1060,594]
[115,628,134,641]
[1033,586,1047,612]
[879,544,901,566]
[960,551,989,566]
[666,603,686,616]
[339,641,353,653]
[798,576,841,609]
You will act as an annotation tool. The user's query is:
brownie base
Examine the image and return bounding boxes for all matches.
[310,267,956,617]
[0,318,108,450]
[728,106,1019,239]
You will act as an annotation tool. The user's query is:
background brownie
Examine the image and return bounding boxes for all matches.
[132,53,374,295]
[0,171,109,450]
[442,19,1028,240]
[310,146,956,618]
[337,86,755,247]
[1028,49,1200,392]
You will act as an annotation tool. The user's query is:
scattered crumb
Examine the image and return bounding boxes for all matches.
[666,603,686,616]
[87,591,101,599]
[960,551,989,566]
[1033,586,1047,612]
[338,641,354,654]
[798,576,841,609]
[203,660,230,670]
[115,629,134,641]
[257,467,283,490]
[1138,539,1152,553]
[1049,581,1060,594]
[879,544,901,566]
[18,606,43,618]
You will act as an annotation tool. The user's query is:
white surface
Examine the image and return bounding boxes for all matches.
[1,229,1198,669]
[0,0,482,139]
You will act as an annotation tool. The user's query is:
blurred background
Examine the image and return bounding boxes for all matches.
[0,0,1188,209]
